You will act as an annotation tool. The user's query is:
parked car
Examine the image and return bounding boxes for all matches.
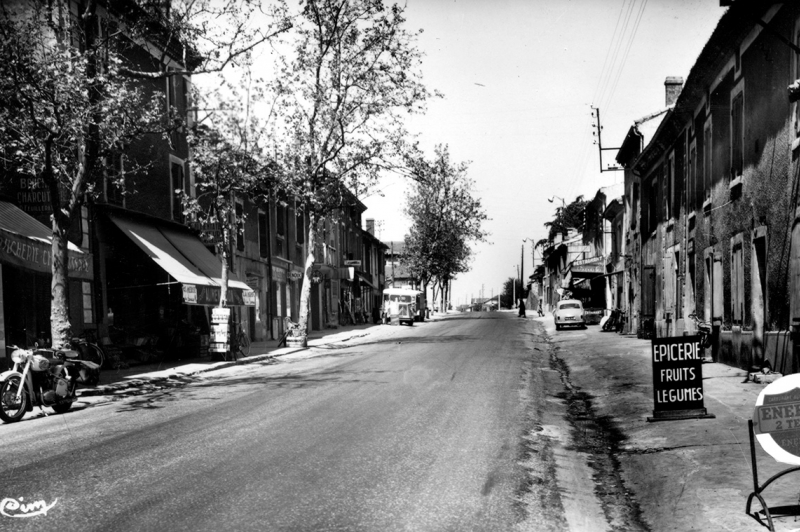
[554,299,586,330]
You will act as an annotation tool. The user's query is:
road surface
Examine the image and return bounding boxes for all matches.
[1,312,579,532]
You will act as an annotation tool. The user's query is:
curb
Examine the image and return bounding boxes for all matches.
[76,332,373,398]
[76,349,304,397]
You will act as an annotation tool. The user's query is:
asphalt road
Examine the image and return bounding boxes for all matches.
[0,312,544,532]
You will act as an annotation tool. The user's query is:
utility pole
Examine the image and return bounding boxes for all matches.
[591,106,623,173]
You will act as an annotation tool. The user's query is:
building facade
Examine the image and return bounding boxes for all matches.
[625,3,800,373]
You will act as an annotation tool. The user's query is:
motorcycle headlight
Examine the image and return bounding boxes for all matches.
[11,349,29,363]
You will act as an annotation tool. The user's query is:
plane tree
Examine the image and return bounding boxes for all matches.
[0,0,288,348]
[269,0,433,343]
[403,144,488,313]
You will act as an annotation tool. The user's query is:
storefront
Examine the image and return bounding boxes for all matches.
[98,208,254,361]
[0,201,93,354]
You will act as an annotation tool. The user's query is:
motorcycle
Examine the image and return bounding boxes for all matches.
[0,345,100,423]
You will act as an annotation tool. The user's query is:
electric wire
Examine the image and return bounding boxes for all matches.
[590,0,629,104]
[595,0,637,109]
[604,0,648,112]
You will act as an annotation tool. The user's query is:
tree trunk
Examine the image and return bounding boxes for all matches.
[297,211,317,344]
[218,207,230,308]
[422,279,428,316]
[50,223,71,349]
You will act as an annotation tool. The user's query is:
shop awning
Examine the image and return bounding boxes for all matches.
[358,271,376,290]
[108,214,254,306]
[0,201,92,279]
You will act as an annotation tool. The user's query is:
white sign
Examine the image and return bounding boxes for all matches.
[753,374,800,465]
[182,284,197,304]
[211,307,230,323]
[243,290,256,306]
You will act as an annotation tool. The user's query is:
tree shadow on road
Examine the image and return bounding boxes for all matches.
[107,367,397,413]
[318,334,477,350]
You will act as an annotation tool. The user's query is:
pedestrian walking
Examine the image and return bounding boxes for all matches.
[538,301,544,317]
[518,298,526,318]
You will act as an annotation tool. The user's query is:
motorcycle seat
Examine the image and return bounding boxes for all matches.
[58,349,80,359]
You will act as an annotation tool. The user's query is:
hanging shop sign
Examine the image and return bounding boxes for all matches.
[243,290,256,306]
[647,335,714,422]
[344,260,361,267]
[752,375,800,464]
[0,230,93,280]
[271,265,287,283]
[181,284,256,306]
[182,284,198,304]
[210,307,231,353]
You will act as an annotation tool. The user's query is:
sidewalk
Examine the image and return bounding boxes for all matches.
[78,311,453,398]
[531,312,798,531]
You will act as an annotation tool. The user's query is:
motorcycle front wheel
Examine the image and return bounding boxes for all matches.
[0,376,28,423]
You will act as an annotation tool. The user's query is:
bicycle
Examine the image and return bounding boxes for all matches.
[235,323,251,358]
[69,331,105,386]
[687,312,713,360]
[71,331,106,369]
[601,308,625,333]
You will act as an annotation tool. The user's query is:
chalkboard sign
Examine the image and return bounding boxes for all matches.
[648,335,714,421]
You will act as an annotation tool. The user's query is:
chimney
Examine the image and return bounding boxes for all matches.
[665,76,684,107]
[366,218,375,235]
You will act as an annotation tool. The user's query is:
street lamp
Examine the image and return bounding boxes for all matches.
[548,195,566,207]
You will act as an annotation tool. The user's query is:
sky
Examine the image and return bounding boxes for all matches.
[360,0,726,306]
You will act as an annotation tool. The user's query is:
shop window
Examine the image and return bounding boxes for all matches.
[82,281,93,324]
[258,210,268,258]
